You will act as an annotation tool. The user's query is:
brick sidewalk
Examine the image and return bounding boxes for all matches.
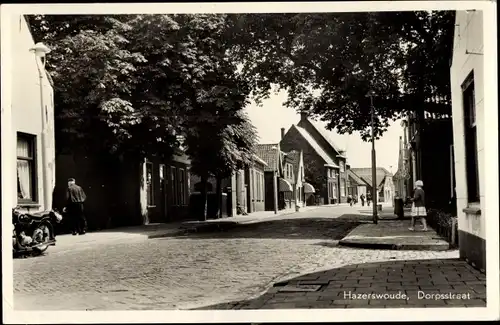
[339,221,450,251]
[207,258,486,309]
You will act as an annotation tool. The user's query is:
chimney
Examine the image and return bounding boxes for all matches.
[300,111,308,121]
[281,127,285,140]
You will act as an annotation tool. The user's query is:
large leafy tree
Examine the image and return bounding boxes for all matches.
[186,110,258,220]
[28,14,255,159]
[29,14,258,221]
[224,11,455,140]
[29,15,177,159]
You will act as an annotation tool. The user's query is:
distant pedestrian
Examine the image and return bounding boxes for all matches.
[63,178,87,235]
[367,192,372,206]
[360,194,365,206]
[409,180,428,232]
[348,194,353,206]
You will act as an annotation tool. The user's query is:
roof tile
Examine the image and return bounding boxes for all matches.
[293,125,338,167]
[255,144,280,171]
[350,167,392,188]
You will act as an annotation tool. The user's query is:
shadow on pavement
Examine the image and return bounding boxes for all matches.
[156,217,362,241]
[334,213,406,223]
[55,222,185,242]
[195,258,487,310]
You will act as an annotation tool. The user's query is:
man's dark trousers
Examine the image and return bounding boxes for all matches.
[68,202,87,234]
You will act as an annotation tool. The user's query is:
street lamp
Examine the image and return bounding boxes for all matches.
[29,42,52,211]
[366,90,378,224]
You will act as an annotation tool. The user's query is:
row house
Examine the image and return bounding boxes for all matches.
[255,143,285,212]
[2,15,56,215]
[255,143,314,212]
[450,9,486,271]
[400,107,454,209]
[285,150,311,210]
[280,113,349,205]
[393,133,411,200]
[54,150,192,230]
[244,155,268,213]
[188,154,266,218]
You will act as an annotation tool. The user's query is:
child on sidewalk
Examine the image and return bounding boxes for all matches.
[409,180,428,231]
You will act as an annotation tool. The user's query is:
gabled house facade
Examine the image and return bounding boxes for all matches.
[450,10,486,271]
[347,167,369,199]
[350,167,395,204]
[285,150,314,209]
[3,15,56,214]
[281,151,296,210]
[280,113,349,204]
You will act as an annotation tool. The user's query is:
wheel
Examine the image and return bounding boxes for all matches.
[32,224,52,253]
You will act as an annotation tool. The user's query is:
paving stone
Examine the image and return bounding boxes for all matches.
[332,299,367,305]
[15,209,477,311]
[262,302,302,309]
[464,299,487,307]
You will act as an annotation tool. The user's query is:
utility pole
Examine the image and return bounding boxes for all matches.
[369,92,378,224]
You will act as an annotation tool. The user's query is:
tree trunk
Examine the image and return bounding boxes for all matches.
[200,174,208,221]
[216,176,222,219]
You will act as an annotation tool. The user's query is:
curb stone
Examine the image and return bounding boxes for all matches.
[337,239,450,251]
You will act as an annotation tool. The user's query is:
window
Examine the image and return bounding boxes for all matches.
[340,179,346,197]
[171,166,177,205]
[17,133,37,202]
[340,161,345,173]
[255,170,260,201]
[301,166,304,180]
[146,162,154,206]
[286,163,292,179]
[462,71,480,203]
[178,168,186,205]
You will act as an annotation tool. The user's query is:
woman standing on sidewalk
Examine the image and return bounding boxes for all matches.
[409,180,428,231]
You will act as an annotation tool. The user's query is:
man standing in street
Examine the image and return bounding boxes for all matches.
[64,178,87,235]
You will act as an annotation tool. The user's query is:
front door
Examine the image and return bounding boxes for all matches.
[159,164,168,221]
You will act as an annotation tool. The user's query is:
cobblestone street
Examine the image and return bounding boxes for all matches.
[14,206,458,310]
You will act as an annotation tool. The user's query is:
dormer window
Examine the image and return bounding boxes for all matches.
[340,161,345,172]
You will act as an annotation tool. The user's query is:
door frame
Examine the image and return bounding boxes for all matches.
[159,164,168,221]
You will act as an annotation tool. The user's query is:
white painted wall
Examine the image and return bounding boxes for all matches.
[357,186,367,197]
[450,10,485,240]
[8,15,55,212]
[384,176,395,203]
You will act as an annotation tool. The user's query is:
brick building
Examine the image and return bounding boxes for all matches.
[280,113,349,204]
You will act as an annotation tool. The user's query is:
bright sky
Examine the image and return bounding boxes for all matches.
[245,89,401,175]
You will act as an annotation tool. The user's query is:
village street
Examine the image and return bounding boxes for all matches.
[13,205,457,311]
